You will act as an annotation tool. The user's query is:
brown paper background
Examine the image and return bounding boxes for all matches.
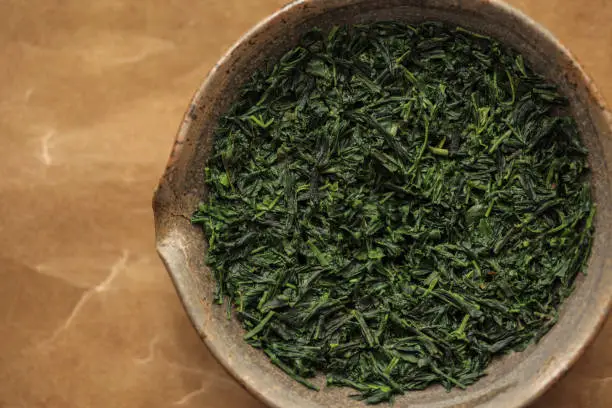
[0,1,610,407]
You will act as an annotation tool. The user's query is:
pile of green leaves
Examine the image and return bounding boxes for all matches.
[193,22,594,404]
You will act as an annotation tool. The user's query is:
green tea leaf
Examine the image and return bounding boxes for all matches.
[193,22,594,404]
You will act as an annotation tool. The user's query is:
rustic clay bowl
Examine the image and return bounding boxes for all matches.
[153,1,612,407]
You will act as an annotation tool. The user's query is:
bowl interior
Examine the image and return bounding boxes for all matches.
[153,1,612,407]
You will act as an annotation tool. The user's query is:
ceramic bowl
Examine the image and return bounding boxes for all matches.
[153,1,612,407]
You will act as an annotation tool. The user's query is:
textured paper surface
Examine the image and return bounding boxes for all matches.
[0,1,610,407]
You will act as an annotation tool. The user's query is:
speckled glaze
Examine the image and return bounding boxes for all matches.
[152,1,612,407]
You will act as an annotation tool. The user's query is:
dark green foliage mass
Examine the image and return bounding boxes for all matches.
[192,22,594,404]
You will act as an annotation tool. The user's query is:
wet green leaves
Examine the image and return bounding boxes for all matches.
[193,22,594,404]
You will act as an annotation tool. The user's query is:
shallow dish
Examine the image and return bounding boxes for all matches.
[153,1,612,407]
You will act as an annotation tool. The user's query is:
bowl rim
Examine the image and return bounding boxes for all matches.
[154,1,612,407]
